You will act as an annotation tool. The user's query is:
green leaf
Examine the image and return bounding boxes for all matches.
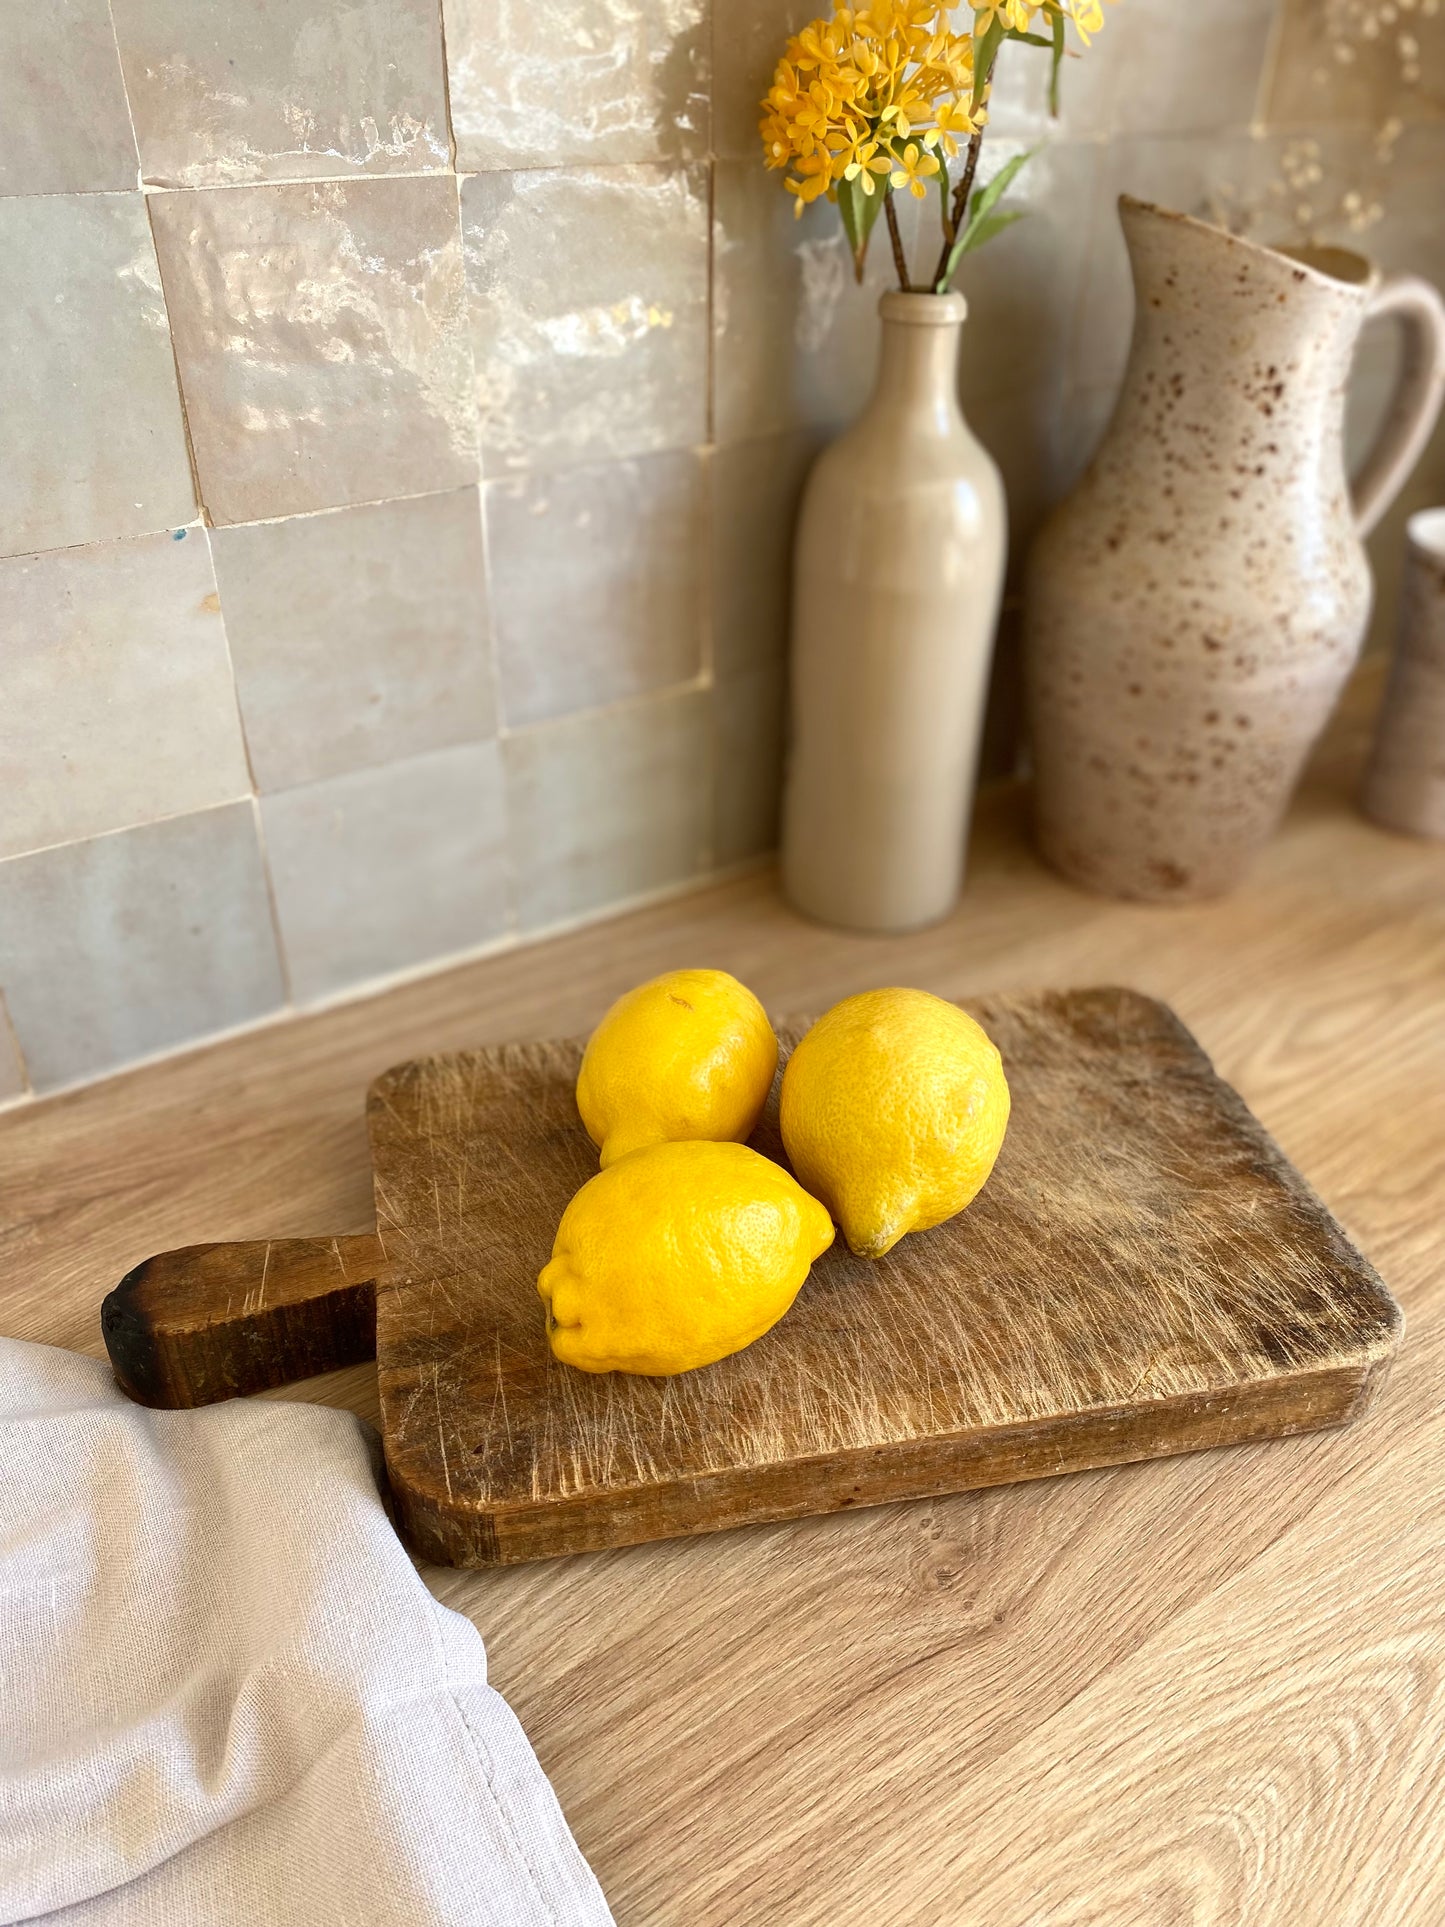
[934,147,1036,291]
[972,15,1005,109]
[1049,8,1066,117]
[1003,29,1053,46]
[936,154,953,243]
[967,146,1035,227]
[836,171,886,283]
[958,206,1029,254]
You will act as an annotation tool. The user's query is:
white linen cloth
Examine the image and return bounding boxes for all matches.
[0,1337,613,1927]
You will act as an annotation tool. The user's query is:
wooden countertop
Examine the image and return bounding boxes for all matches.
[4,676,1443,1925]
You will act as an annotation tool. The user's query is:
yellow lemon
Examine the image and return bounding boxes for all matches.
[575,967,778,1168]
[539,1140,834,1375]
[780,987,1010,1259]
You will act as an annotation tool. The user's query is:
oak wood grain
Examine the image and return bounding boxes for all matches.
[2,665,1441,1923]
[368,990,1398,1566]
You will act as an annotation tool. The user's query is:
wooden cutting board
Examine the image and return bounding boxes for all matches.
[102,987,1402,1567]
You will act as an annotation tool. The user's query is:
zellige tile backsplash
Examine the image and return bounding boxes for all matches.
[149,176,477,525]
[0,804,285,1093]
[0,530,249,861]
[487,450,707,728]
[0,2,139,197]
[109,0,452,187]
[462,163,710,472]
[210,488,496,792]
[2,0,1442,1100]
[0,194,195,558]
[443,0,710,169]
[260,741,511,1004]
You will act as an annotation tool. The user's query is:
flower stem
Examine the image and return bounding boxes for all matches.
[930,35,1002,292]
[884,191,912,292]
[931,125,984,290]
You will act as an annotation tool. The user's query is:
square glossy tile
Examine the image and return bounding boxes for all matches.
[0,530,251,862]
[0,2,138,195]
[109,0,450,188]
[1264,0,1445,127]
[487,451,705,728]
[714,663,787,867]
[150,177,477,526]
[710,432,817,680]
[0,803,285,1092]
[504,689,710,930]
[462,165,708,473]
[0,194,195,558]
[261,744,510,1004]
[445,0,709,169]
[209,490,495,792]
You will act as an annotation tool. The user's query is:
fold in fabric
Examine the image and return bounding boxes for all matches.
[0,1338,613,1927]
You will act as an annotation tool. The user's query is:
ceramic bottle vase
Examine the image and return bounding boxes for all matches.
[781,291,1006,933]
[1024,195,1445,902]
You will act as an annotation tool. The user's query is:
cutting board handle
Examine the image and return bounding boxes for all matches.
[101,1233,383,1409]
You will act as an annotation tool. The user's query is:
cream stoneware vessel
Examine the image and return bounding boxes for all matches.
[782,291,1006,933]
[1024,194,1445,902]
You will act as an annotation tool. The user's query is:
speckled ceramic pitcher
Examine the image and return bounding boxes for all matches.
[1024,195,1445,902]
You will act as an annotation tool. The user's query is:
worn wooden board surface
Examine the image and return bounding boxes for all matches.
[369,985,1400,1566]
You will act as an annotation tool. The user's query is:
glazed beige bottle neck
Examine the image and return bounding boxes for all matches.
[860,292,968,439]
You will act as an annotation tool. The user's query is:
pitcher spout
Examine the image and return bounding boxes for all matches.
[1119,194,1376,352]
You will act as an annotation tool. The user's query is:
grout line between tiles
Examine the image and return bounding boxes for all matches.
[3,433,824,567]
[470,473,521,940]
[141,194,209,527]
[200,526,262,795]
[434,0,459,171]
[698,441,717,689]
[0,794,259,869]
[0,520,206,567]
[500,673,714,747]
[136,167,455,196]
[100,0,143,192]
[247,795,296,1008]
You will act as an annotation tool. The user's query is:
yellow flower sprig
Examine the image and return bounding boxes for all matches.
[760,0,1114,290]
[760,3,982,218]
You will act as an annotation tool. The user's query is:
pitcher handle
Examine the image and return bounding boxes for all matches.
[1351,273,1445,539]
